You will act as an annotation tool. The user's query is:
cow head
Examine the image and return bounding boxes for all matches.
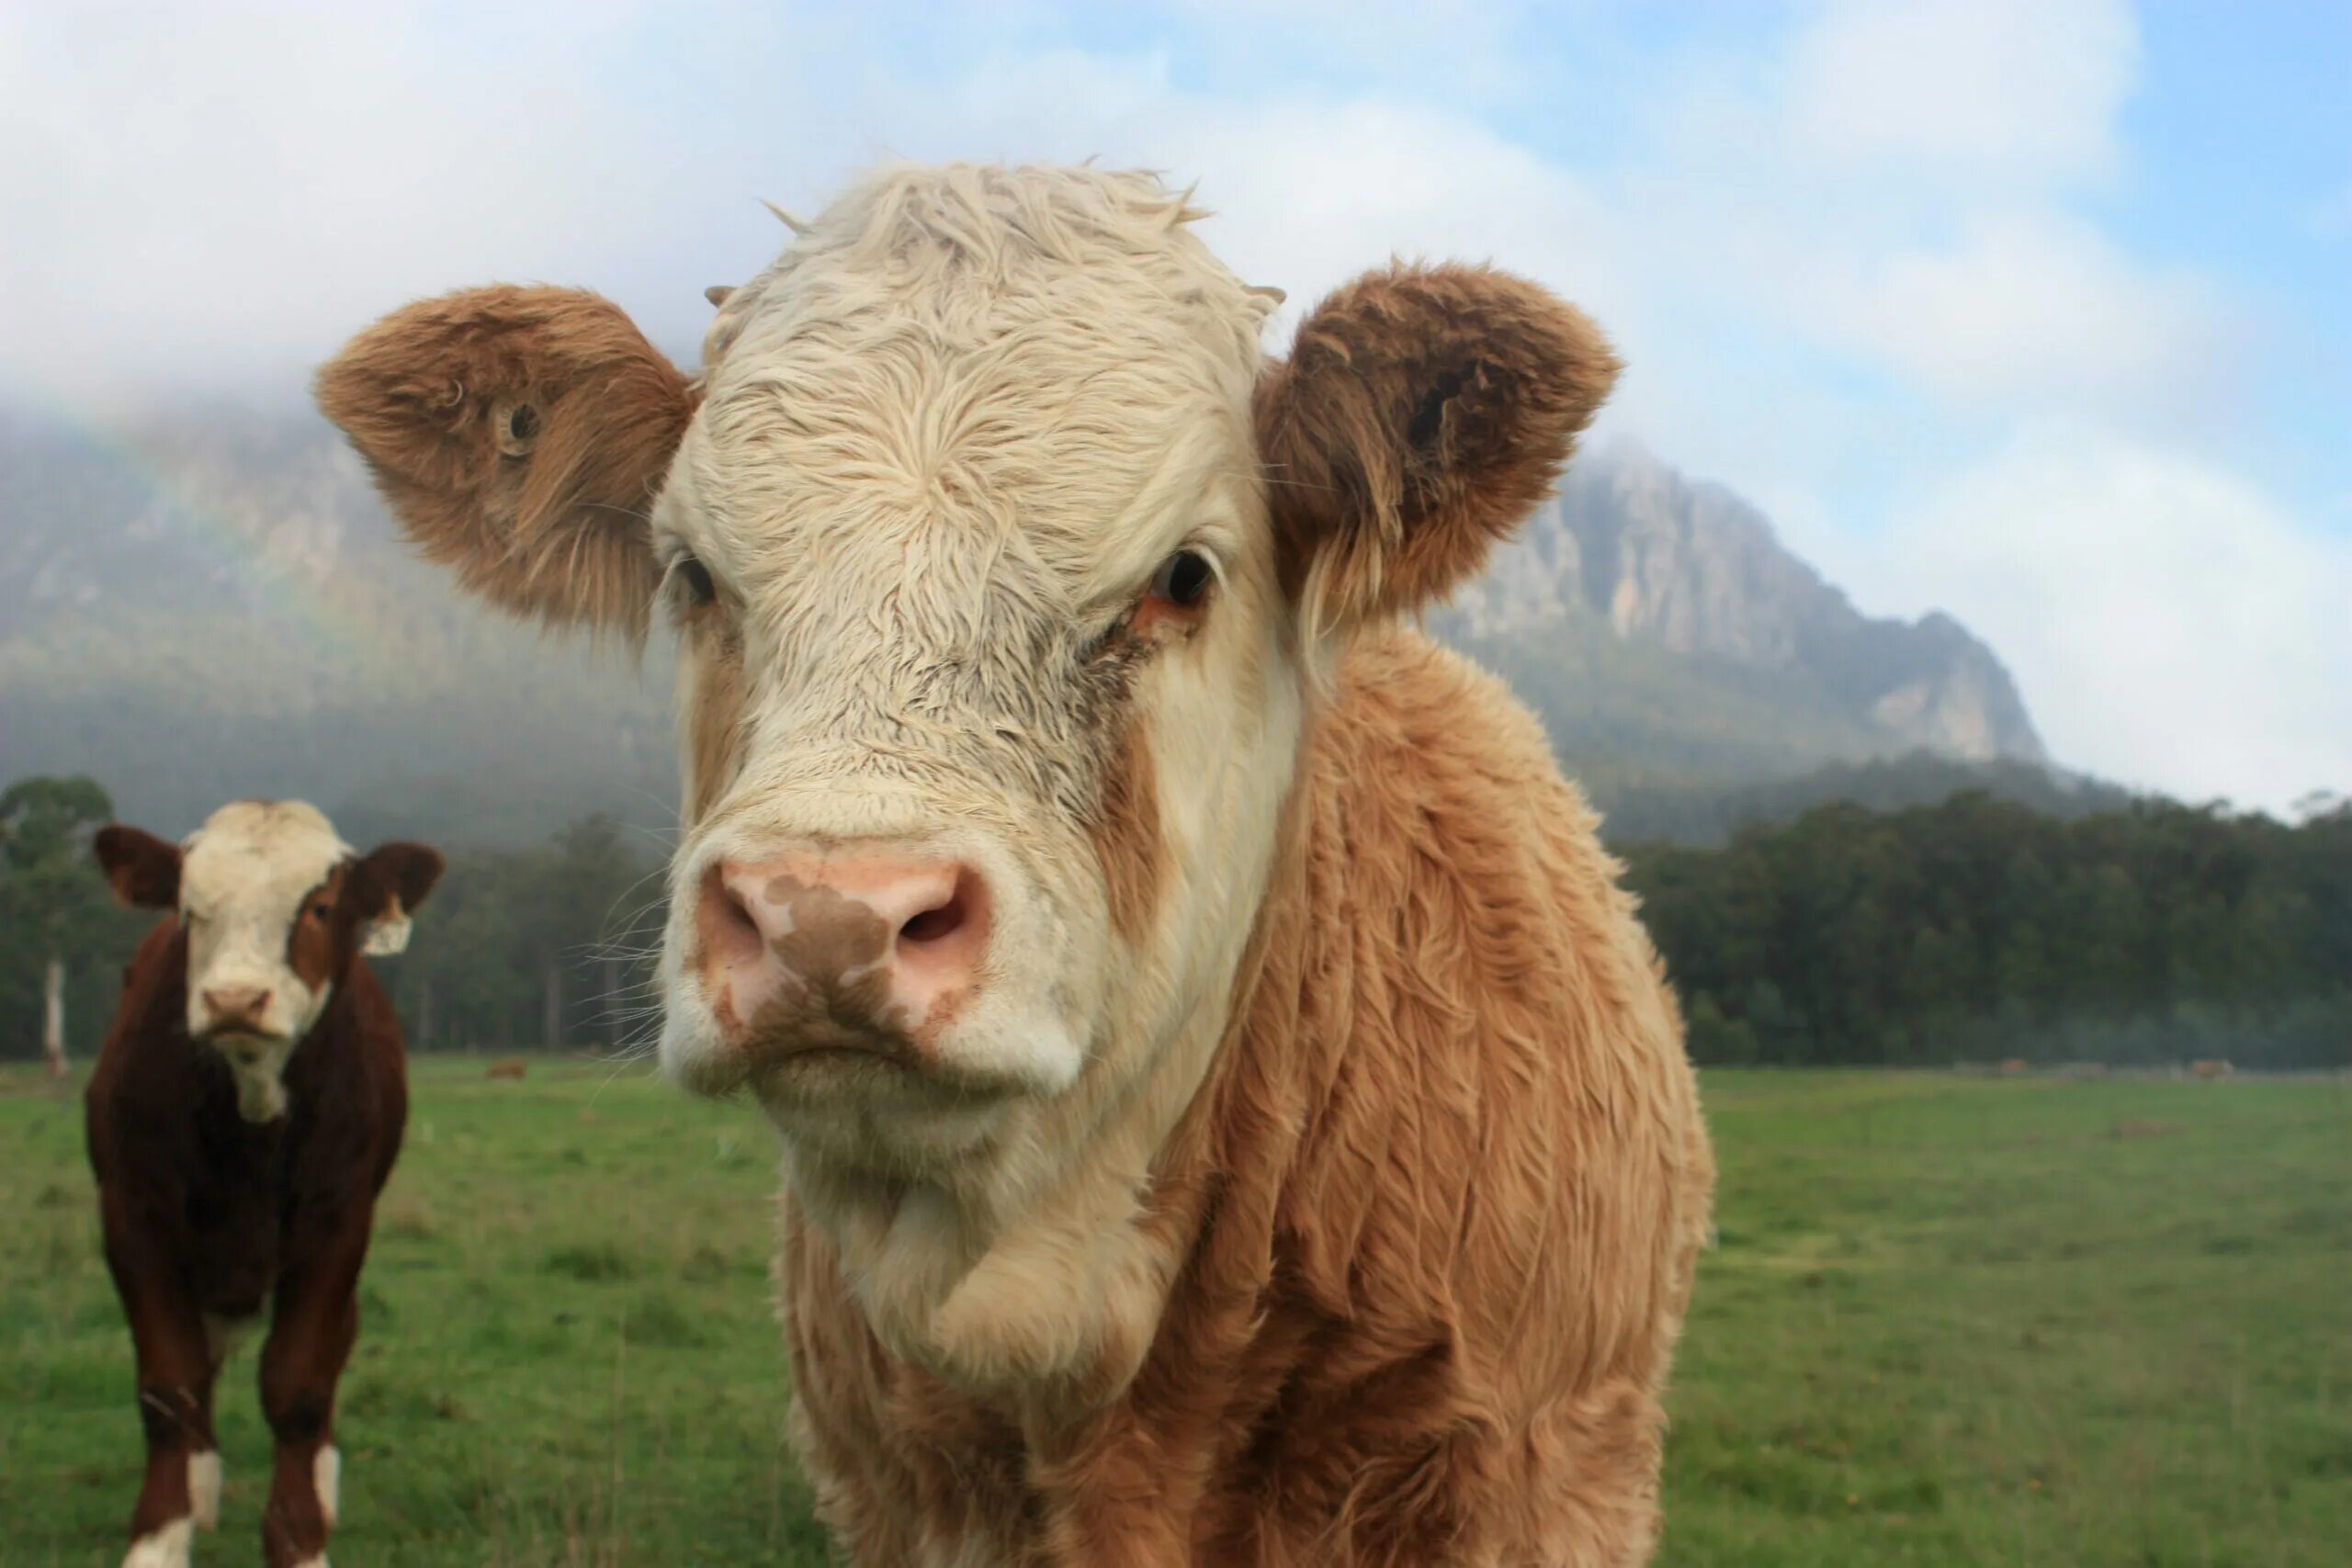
[96,802,442,1122]
[318,164,1612,1367]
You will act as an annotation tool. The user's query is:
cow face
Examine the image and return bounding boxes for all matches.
[318,164,1614,1199]
[96,802,441,1122]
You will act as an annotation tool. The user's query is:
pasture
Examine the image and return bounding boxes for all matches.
[2,1061,2346,1565]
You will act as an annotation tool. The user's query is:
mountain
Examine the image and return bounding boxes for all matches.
[0,400,680,848]
[1,400,2059,846]
[1435,440,2045,771]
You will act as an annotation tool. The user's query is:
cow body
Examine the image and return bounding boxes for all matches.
[86,802,437,1568]
[319,163,1713,1565]
[782,631,1712,1565]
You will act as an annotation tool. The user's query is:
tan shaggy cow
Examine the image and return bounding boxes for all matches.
[317,163,1714,1567]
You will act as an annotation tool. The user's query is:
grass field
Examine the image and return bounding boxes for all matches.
[3,1061,2346,1566]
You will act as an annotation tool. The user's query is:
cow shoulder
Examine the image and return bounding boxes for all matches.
[1277,626,1694,1358]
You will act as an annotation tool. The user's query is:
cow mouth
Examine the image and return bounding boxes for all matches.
[202,1028,288,1062]
[744,1018,926,1077]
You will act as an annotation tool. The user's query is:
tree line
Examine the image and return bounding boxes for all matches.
[5,773,2347,1070]
[0,778,664,1065]
[1620,791,2352,1070]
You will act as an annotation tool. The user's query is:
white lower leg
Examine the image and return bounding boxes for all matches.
[314,1443,341,1529]
[122,1517,193,1568]
[187,1450,221,1529]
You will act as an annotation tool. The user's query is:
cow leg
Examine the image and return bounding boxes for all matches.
[98,1224,220,1567]
[257,1232,366,1568]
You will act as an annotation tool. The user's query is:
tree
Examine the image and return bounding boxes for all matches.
[0,775,125,1075]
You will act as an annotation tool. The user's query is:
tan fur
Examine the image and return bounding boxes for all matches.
[1092,723,1166,943]
[681,621,749,824]
[315,164,1711,1566]
[1256,264,1621,635]
[783,631,1712,1565]
[313,285,697,636]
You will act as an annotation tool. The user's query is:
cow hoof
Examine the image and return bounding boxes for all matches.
[122,1517,193,1568]
[188,1450,221,1529]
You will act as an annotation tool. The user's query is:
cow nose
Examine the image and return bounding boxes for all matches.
[695,852,990,1045]
[200,987,271,1031]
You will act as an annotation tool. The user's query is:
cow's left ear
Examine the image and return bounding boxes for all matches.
[93,826,182,909]
[315,286,697,639]
[1254,263,1619,635]
[347,842,445,958]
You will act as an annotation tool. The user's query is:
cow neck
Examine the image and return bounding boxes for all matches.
[791,698,1325,1426]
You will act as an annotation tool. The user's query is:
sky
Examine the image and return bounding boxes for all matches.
[3,0,2346,811]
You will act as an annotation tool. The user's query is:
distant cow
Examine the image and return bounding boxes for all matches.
[320,163,1715,1565]
[485,1059,528,1081]
[2190,1058,2234,1080]
[85,801,440,1568]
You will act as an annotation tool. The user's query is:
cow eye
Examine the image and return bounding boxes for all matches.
[1148,549,1214,609]
[309,900,334,921]
[670,552,718,607]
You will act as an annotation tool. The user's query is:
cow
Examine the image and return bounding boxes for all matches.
[316,163,1715,1566]
[85,801,441,1568]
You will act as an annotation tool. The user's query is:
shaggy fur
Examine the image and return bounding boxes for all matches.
[781,632,1713,1565]
[1257,264,1621,636]
[313,285,697,636]
[316,163,1713,1566]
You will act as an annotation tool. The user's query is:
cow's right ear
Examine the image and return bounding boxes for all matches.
[93,826,181,910]
[346,841,446,958]
[314,286,698,638]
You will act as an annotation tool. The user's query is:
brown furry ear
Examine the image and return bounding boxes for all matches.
[345,841,445,959]
[94,825,181,910]
[1254,263,1620,633]
[314,286,697,637]
[349,841,445,916]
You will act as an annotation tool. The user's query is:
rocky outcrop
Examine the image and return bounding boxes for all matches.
[1445,442,2046,764]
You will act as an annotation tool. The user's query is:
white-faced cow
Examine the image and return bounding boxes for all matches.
[85,801,440,1568]
[317,163,1714,1566]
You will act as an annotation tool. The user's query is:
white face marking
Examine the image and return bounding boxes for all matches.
[651,168,1301,1195]
[187,1450,220,1529]
[176,801,351,1121]
[122,1517,193,1568]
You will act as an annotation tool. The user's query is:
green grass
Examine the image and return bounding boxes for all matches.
[3,1062,2346,1564]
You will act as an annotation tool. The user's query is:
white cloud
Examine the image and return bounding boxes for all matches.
[1815,210,2236,418]
[1847,430,2352,809]
[1778,0,2139,191]
[0,0,2339,807]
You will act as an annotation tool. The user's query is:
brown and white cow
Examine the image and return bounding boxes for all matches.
[85,801,440,1568]
[317,163,1714,1565]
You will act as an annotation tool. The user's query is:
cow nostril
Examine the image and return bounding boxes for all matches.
[898,890,967,947]
[701,863,767,962]
[896,868,985,953]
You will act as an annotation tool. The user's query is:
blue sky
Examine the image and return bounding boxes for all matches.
[3,0,2346,808]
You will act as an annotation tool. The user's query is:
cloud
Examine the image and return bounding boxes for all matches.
[0,5,714,402]
[1812,210,2236,419]
[1776,0,2139,191]
[1847,429,2352,810]
[0,0,2339,808]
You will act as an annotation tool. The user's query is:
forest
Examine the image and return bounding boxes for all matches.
[4,773,2347,1070]
[1623,791,2352,1070]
